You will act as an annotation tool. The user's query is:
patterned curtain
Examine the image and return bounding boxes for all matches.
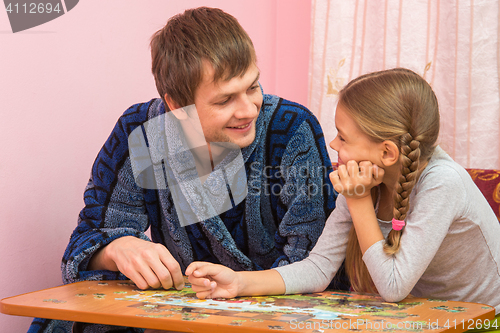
[309,0,500,169]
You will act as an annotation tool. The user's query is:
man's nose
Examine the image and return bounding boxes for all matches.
[234,95,259,119]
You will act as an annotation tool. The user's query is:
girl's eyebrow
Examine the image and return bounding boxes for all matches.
[336,126,346,137]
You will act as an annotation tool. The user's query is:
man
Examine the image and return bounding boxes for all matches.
[29,7,341,333]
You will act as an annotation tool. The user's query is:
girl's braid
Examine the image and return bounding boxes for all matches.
[384,133,421,254]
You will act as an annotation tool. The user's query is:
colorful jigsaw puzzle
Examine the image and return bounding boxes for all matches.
[1,280,495,332]
[107,281,484,332]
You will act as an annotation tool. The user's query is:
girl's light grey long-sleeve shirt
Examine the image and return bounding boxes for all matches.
[274,146,500,314]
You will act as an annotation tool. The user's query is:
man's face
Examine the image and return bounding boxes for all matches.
[193,61,263,148]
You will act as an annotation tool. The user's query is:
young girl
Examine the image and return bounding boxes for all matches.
[186,68,500,317]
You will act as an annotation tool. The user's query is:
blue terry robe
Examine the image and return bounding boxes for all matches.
[29,94,341,333]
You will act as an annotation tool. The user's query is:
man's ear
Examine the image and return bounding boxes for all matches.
[380,140,400,167]
[164,93,180,112]
[164,94,188,120]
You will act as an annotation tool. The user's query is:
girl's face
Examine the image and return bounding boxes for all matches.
[329,104,383,167]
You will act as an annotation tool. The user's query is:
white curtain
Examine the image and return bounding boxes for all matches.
[309,0,500,169]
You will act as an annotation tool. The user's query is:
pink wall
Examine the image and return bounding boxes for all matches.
[0,0,311,331]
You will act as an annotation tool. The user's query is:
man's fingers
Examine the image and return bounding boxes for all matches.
[125,246,168,289]
[151,264,174,290]
[115,257,156,290]
[170,266,185,290]
[131,244,177,290]
[136,262,165,289]
[108,237,186,290]
[123,268,152,290]
[158,249,184,290]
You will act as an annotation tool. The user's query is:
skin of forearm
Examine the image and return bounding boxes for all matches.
[346,196,384,254]
[237,269,286,296]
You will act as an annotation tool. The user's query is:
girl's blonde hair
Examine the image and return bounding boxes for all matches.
[339,68,440,293]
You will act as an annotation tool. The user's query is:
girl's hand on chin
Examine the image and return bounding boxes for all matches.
[329,160,384,199]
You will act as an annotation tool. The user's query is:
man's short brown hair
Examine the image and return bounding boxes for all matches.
[150,7,256,109]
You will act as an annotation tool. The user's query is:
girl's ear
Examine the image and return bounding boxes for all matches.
[380,140,400,167]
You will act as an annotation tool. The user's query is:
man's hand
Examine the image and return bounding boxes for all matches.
[330,160,384,199]
[186,262,240,299]
[89,236,184,290]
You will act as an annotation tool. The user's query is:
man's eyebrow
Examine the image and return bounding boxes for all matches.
[252,72,260,85]
[212,72,261,101]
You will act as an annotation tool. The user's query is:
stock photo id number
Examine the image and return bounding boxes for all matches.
[3,0,79,32]
[6,2,62,14]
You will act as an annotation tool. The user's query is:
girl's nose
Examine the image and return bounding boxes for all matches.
[330,136,340,151]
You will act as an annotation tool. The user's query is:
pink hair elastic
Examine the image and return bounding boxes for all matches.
[391,218,405,231]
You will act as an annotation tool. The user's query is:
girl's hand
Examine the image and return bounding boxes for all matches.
[186,262,240,299]
[330,160,384,199]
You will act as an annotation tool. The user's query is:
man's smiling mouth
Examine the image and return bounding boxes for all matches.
[228,123,251,129]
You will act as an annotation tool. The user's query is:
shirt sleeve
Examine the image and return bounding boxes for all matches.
[274,195,352,294]
[363,164,467,302]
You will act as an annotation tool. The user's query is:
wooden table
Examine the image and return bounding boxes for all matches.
[1,280,495,333]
